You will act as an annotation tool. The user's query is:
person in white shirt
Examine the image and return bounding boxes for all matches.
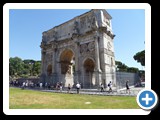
[76,83,81,94]
[40,82,43,89]
[21,82,26,89]
[59,82,63,92]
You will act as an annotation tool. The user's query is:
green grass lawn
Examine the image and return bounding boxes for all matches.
[9,87,140,109]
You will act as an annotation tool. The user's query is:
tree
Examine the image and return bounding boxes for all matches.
[9,57,24,77]
[115,61,122,66]
[116,61,139,73]
[32,61,41,76]
[9,57,41,78]
[133,50,145,66]
[115,61,128,72]
[127,67,139,73]
[23,59,35,76]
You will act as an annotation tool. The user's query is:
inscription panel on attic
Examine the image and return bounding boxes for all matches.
[40,9,116,89]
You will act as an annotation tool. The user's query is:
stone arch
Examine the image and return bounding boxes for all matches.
[59,48,75,87]
[40,9,116,89]
[83,58,95,72]
[58,47,75,60]
[59,49,75,74]
[47,64,52,76]
[82,57,96,88]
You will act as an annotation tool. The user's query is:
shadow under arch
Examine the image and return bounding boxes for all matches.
[82,58,96,88]
[59,49,75,87]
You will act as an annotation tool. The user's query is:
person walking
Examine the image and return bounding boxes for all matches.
[108,81,112,93]
[56,82,60,90]
[126,80,130,94]
[100,83,104,92]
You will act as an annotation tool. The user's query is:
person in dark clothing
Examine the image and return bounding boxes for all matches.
[100,83,104,92]
[108,81,112,93]
[126,80,130,94]
[67,83,71,93]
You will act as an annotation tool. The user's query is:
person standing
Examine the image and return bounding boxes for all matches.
[21,82,26,90]
[67,83,71,93]
[40,82,43,89]
[59,82,63,92]
[76,83,81,94]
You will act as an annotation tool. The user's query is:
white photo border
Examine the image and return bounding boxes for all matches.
[3,3,151,115]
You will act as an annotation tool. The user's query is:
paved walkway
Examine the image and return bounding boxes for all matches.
[12,86,144,96]
[39,87,144,96]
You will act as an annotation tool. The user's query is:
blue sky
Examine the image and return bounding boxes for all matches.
[9,9,145,70]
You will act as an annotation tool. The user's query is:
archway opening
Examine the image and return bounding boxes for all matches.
[59,49,75,87]
[83,58,95,88]
[84,58,95,73]
[60,49,75,74]
[47,64,52,76]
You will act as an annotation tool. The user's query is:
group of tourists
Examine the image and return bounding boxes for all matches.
[10,79,130,94]
[100,81,113,93]
[21,81,44,89]
[100,80,130,94]
[55,82,81,94]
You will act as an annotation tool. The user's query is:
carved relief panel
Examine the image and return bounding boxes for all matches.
[107,41,112,51]
[103,17,110,26]
[88,42,95,51]
[80,41,95,53]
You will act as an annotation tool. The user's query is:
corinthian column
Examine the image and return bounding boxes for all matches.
[52,48,55,74]
[74,38,80,85]
[94,32,101,87]
[75,41,79,72]
[94,36,101,72]
[51,42,58,84]
[41,50,45,74]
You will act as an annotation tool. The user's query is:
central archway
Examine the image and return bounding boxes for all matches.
[83,58,95,88]
[59,49,75,87]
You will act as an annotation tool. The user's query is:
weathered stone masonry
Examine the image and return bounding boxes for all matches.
[40,9,116,88]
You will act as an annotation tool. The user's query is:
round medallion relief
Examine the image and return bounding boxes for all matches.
[88,42,95,51]
[80,44,88,53]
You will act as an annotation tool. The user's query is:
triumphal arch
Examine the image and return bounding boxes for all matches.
[40,9,116,88]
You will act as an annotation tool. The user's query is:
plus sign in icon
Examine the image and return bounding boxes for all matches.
[137,89,158,110]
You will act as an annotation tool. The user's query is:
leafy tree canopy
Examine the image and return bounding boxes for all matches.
[9,57,41,78]
[133,50,145,66]
[115,60,139,73]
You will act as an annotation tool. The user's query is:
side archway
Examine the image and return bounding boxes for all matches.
[84,58,95,72]
[83,58,96,88]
